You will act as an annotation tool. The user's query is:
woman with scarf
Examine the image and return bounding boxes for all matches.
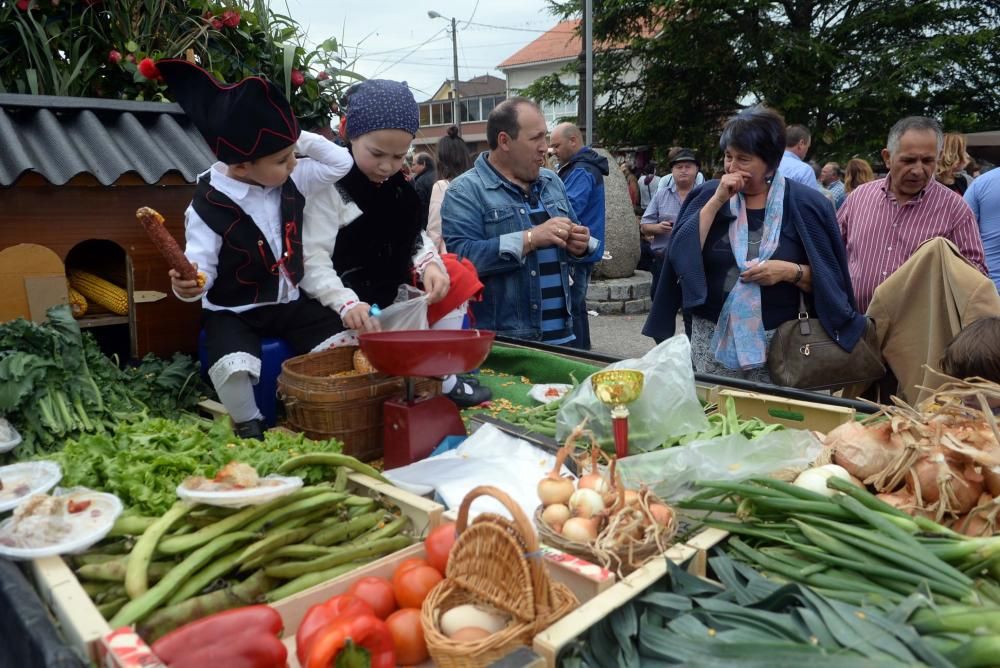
[642,106,866,383]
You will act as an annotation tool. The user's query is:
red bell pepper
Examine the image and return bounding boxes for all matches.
[295,594,375,665]
[304,614,395,668]
[150,605,285,668]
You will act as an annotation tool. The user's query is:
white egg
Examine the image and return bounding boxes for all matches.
[440,604,510,637]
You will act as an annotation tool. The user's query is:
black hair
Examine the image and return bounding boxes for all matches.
[415,153,434,168]
[785,124,811,148]
[718,105,787,173]
[486,96,540,150]
[437,125,471,180]
[941,317,1000,383]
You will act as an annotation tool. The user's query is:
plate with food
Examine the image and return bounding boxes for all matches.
[0,418,22,453]
[0,488,123,559]
[0,461,62,513]
[177,461,302,508]
[529,383,573,405]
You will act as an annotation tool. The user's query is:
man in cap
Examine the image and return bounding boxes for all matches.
[640,148,701,296]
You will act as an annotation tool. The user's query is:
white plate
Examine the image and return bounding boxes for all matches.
[529,383,573,405]
[0,418,21,453]
[0,489,123,560]
[176,475,303,508]
[0,461,62,513]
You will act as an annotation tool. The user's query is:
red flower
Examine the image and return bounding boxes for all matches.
[138,58,161,81]
[210,17,223,30]
[108,50,122,65]
[222,9,240,27]
[16,0,30,10]
[290,69,305,88]
[317,71,329,81]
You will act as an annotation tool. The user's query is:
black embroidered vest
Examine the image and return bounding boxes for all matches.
[333,165,423,309]
[192,174,305,307]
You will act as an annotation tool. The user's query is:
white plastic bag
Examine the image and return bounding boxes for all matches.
[555,336,709,453]
[376,285,429,331]
[617,429,823,502]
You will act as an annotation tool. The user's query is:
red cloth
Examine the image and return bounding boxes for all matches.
[426,254,483,326]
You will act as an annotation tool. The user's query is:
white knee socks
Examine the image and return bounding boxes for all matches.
[216,371,263,424]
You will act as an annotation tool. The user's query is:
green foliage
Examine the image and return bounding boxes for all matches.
[544,0,1000,165]
[0,0,362,129]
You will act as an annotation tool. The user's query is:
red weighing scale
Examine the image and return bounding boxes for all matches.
[358,329,495,470]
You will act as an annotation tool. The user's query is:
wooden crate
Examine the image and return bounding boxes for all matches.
[716,387,856,433]
[29,472,443,664]
[531,527,730,668]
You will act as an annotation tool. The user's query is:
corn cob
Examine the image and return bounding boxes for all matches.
[70,271,128,315]
[66,282,88,318]
[136,207,205,287]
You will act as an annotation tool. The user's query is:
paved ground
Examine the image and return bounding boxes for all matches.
[587,312,656,360]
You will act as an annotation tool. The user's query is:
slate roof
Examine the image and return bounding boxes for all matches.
[0,94,215,186]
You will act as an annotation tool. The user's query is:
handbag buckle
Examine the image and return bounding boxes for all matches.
[801,344,811,356]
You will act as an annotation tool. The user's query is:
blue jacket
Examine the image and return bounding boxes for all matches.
[558,146,609,264]
[642,179,867,352]
[441,152,586,339]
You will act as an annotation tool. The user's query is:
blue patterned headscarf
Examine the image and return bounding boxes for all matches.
[344,79,419,139]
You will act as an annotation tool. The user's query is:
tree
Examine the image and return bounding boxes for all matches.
[0,0,362,129]
[533,0,1000,166]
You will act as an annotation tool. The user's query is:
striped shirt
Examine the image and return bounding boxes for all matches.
[526,195,575,344]
[837,176,987,312]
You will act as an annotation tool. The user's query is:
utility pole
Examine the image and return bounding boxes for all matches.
[451,16,461,136]
[577,1,593,144]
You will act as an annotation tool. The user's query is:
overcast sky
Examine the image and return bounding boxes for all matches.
[279,0,563,101]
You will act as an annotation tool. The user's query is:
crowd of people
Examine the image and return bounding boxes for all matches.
[156,56,999,432]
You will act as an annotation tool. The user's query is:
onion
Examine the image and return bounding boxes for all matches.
[876,491,915,512]
[827,421,897,481]
[793,465,852,497]
[986,467,1000,497]
[541,503,571,530]
[648,503,673,526]
[577,445,610,494]
[561,517,599,542]
[538,446,575,506]
[906,451,984,515]
[569,488,605,518]
[623,489,640,506]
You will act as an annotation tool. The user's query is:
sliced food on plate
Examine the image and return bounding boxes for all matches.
[0,461,62,513]
[0,488,122,559]
[177,461,302,507]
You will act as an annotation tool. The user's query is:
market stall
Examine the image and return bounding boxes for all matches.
[3,304,998,668]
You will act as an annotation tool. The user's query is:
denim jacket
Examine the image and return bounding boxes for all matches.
[441,153,586,339]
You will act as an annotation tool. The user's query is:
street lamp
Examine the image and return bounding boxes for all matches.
[428,10,460,136]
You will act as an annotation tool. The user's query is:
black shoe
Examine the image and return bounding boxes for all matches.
[457,374,481,388]
[234,418,266,441]
[445,380,492,408]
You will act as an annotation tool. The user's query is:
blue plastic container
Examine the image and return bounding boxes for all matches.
[198,331,293,427]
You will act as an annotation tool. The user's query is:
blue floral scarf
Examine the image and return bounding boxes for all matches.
[710,172,786,369]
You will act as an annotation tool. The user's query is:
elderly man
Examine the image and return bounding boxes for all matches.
[640,148,700,298]
[441,98,593,344]
[820,162,847,209]
[838,116,987,312]
[411,152,436,228]
[549,121,609,350]
[779,125,820,189]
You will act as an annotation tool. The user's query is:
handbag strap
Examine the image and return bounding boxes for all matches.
[796,291,812,336]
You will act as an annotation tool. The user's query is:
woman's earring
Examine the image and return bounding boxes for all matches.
[765,173,775,185]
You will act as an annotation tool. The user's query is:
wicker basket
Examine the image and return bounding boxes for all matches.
[421,486,579,668]
[277,346,439,462]
[534,492,678,575]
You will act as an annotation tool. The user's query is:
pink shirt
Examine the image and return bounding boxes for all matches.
[837,176,987,312]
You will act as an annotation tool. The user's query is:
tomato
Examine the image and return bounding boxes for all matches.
[347,577,397,620]
[424,523,457,576]
[385,608,428,666]
[392,565,443,610]
[395,557,430,576]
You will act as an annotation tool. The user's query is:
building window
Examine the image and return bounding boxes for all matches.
[460,98,481,122]
[419,105,431,127]
[540,99,578,129]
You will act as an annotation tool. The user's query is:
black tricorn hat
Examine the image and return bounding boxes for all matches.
[156,59,300,164]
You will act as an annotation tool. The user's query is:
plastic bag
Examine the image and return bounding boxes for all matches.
[555,336,708,453]
[617,429,823,502]
[376,285,429,331]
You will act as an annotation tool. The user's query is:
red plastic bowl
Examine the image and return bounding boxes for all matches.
[358,330,495,377]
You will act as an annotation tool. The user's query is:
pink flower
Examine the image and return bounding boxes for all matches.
[290,69,305,88]
[210,17,223,30]
[108,50,122,65]
[222,9,240,28]
[317,71,329,81]
[125,54,136,64]
[16,0,30,10]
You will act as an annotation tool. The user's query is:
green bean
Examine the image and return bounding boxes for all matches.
[309,511,383,547]
[124,501,192,599]
[242,491,347,533]
[236,524,325,566]
[241,544,334,571]
[349,515,409,545]
[81,580,115,597]
[348,501,377,517]
[98,597,129,620]
[167,550,242,605]
[74,553,121,566]
[265,560,372,602]
[78,559,175,583]
[110,531,256,628]
[109,515,158,537]
[94,584,127,604]
[265,535,412,579]
[333,466,349,493]
[277,453,390,484]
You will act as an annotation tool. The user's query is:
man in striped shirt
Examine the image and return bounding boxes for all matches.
[837,116,987,312]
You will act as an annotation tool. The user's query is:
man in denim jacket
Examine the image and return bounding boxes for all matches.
[441,97,593,342]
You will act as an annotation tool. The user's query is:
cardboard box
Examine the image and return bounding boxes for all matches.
[716,387,856,433]
[30,472,443,663]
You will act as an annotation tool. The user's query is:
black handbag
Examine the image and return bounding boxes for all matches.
[767,293,885,391]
